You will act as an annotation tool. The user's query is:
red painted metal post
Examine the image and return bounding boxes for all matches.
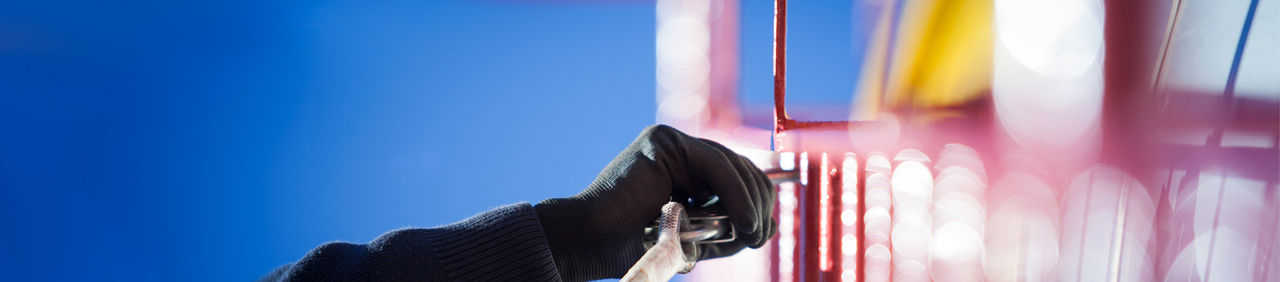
[773,0,788,136]
[802,152,819,281]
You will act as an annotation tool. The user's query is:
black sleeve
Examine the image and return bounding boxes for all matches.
[261,202,563,282]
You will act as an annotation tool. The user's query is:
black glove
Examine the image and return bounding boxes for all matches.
[535,124,777,281]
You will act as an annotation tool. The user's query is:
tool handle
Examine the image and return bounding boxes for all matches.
[623,150,784,281]
[621,202,692,282]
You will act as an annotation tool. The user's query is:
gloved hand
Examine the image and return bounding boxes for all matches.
[535,124,777,281]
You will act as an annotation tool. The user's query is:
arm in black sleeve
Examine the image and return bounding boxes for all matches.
[261,202,562,282]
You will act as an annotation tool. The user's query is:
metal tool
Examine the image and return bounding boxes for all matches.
[620,201,737,282]
[623,151,800,281]
[621,202,694,282]
[641,204,737,255]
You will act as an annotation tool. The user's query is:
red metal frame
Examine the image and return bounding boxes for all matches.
[760,0,1278,281]
[771,0,861,136]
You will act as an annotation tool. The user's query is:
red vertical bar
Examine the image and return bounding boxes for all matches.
[774,152,800,282]
[820,153,833,272]
[828,153,846,281]
[788,182,802,282]
[799,152,813,281]
[772,0,788,136]
[837,153,859,282]
[770,184,781,282]
[773,151,793,282]
[778,181,802,282]
[803,152,826,281]
[854,154,865,282]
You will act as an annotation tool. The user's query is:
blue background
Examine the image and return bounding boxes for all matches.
[0,0,871,280]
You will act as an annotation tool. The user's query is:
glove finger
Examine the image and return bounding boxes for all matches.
[681,138,761,243]
[694,138,768,244]
[725,150,765,227]
[734,154,769,246]
[752,165,778,247]
[715,145,772,218]
[727,149,776,247]
[698,138,775,247]
[760,215,777,248]
[755,163,776,216]
[744,153,774,244]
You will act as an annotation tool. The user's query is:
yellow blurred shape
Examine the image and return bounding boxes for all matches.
[854,0,993,119]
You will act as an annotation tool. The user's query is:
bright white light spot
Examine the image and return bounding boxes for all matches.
[842,234,859,256]
[935,144,987,183]
[1166,228,1258,282]
[779,213,793,233]
[865,154,891,175]
[894,148,930,163]
[865,244,892,282]
[841,209,858,226]
[799,152,809,186]
[779,187,797,208]
[779,234,794,251]
[1161,165,1272,281]
[1061,165,1156,282]
[864,207,892,245]
[841,270,857,282]
[865,173,892,209]
[655,15,710,95]
[842,193,858,208]
[656,0,710,20]
[656,17,709,69]
[654,0,713,131]
[892,161,933,209]
[934,167,987,199]
[990,172,1058,213]
[779,181,796,280]
[994,0,1105,149]
[996,0,1102,77]
[656,56,709,92]
[894,259,929,282]
[891,210,931,260]
[933,222,983,259]
[1193,166,1267,235]
[986,199,1060,282]
[779,152,796,171]
[842,153,858,205]
[780,258,793,276]
[933,193,986,231]
[930,223,985,282]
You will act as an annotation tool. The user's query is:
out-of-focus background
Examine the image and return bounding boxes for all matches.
[0,0,859,281]
[4,0,1278,281]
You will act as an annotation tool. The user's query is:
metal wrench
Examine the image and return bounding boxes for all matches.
[622,150,800,281]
